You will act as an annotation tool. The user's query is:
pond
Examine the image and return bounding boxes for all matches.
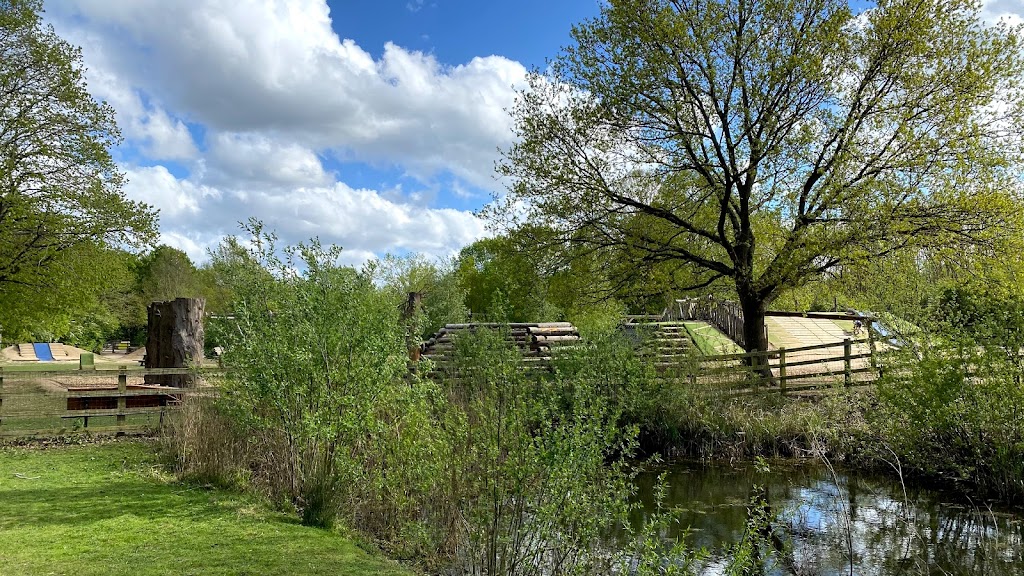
[630,460,1024,575]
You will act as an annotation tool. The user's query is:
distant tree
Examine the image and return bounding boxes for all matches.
[374,254,468,339]
[499,0,1024,369]
[0,0,156,292]
[0,242,133,344]
[136,246,202,304]
[455,236,561,322]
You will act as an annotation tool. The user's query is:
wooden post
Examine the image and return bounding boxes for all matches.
[867,318,878,372]
[779,348,787,395]
[0,367,4,427]
[117,367,127,429]
[754,350,763,392]
[844,338,852,387]
[402,292,423,367]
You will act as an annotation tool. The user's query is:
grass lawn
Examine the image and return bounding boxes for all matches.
[681,321,743,355]
[0,440,412,576]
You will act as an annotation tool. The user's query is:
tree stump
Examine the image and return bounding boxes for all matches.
[145,297,205,387]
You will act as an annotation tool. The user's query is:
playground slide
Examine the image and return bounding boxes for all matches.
[32,342,55,362]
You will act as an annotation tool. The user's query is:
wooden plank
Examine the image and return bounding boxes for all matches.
[696,349,779,362]
[764,310,874,321]
[2,406,171,418]
[63,407,170,418]
[776,365,876,382]
[0,367,226,378]
[778,352,873,369]
[0,425,156,438]
[65,387,195,398]
[695,338,872,361]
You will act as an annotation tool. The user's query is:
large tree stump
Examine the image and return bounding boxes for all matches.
[145,297,205,387]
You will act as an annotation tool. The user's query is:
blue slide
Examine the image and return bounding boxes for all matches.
[33,342,54,362]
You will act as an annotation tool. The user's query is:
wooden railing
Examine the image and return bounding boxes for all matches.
[672,297,755,347]
[675,337,880,395]
[0,366,223,437]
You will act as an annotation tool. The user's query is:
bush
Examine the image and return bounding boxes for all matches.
[165,226,677,573]
[872,340,1024,499]
[206,226,423,528]
[439,327,639,575]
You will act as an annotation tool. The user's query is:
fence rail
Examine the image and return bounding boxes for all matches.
[679,337,880,395]
[0,366,223,437]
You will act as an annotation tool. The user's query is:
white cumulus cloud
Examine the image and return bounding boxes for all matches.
[42,0,514,262]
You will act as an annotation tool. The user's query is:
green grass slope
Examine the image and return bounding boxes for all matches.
[0,441,411,576]
[682,321,743,355]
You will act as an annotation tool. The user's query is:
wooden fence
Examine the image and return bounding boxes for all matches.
[0,366,223,437]
[672,298,755,347]
[679,337,881,396]
[0,335,884,438]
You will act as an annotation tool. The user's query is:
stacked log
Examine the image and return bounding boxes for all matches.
[419,322,581,377]
[527,323,580,356]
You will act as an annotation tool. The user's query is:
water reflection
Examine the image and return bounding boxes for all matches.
[630,462,1024,575]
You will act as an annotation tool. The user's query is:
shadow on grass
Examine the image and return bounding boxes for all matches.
[0,480,237,530]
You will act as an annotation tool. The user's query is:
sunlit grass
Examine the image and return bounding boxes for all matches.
[682,321,744,355]
[0,441,411,576]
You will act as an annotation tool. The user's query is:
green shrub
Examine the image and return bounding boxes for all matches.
[208,225,419,528]
[439,327,639,575]
[872,341,1024,499]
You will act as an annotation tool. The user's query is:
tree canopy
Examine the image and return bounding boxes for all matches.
[498,0,1024,354]
[0,0,156,292]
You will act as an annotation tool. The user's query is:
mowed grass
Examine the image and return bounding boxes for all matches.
[681,321,743,355]
[0,441,412,576]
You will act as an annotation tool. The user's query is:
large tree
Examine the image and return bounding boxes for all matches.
[498,0,1024,362]
[0,0,156,292]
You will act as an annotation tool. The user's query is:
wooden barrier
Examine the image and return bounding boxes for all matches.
[0,366,223,437]
[682,337,878,395]
[672,298,756,348]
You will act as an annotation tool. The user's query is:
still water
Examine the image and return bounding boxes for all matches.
[631,461,1024,575]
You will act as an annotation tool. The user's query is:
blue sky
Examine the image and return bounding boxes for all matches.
[42,0,603,264]
[40,0,1022,264]
[329,0,600,65]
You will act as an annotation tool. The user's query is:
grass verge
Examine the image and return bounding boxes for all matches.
[0,440,411,576]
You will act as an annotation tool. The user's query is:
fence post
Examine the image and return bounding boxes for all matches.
[843,338,852,387]
[779,348,787,395]
[117,366,127,428]
[0,367,4,427]
[867,318,878,372]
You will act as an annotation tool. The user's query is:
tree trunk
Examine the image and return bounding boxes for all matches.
[739,292,772,381]
[402,292,423,363]
[145,297,205,387]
